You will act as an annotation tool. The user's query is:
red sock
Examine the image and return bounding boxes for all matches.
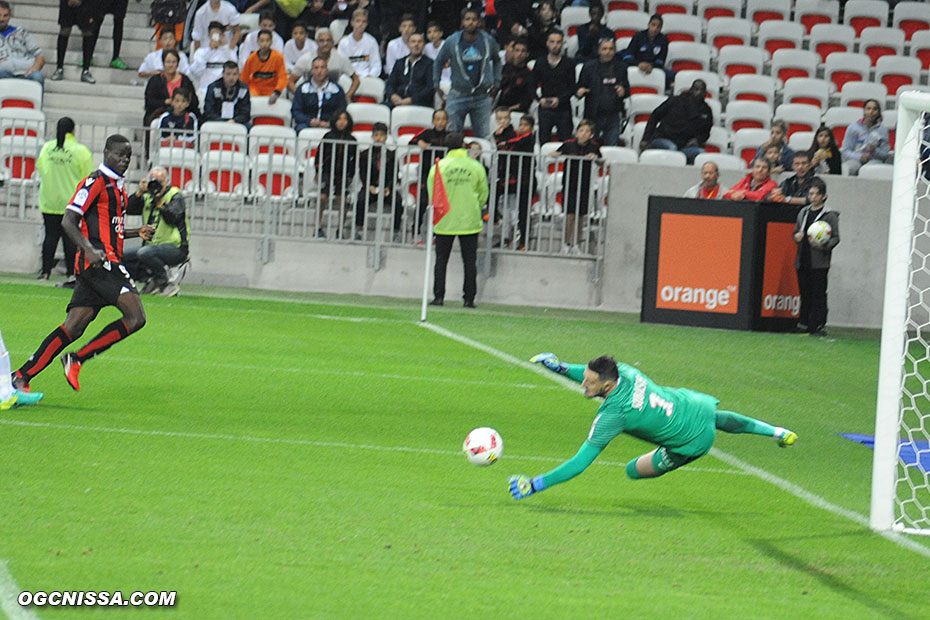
[75,320,131,363]
[16,325,73,383]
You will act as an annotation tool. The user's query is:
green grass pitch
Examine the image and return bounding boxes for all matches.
[0,277,928,619]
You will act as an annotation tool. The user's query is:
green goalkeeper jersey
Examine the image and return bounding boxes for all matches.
[538,362,719,489]
[576,362,719,453]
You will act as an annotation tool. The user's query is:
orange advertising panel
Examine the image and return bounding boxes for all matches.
[760,221,801,318]
[656,214,742,314]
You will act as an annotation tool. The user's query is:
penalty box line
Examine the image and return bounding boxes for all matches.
[418,321,930,560]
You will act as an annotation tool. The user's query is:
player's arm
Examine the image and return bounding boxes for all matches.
[530,352,585,383]
[62,210,104,267]
[509,441,604,500]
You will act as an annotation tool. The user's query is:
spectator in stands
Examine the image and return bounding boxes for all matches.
[203,61,251,125]
[497,114,536,250]
[89,0,128,70]
[355,121,402,241]
[385,13,416,76]
[433,8,502,139]
[761,143,783,174]
[807,126,842,176]
[842,98,891,176]
[576,2,613,63]
[641,79,712,164]
[331,0,383,39]
[380,1,427,46]
[384,32,433,108]
[314,108,357,238]
[555,119,603,254]
[424,20,449,87]
[50,0,97,83]
[125,166,190,298]
[238,11,285,68]
[534,30,575,143]
[158,87,199,146]
[683,161,727,199]
[241,29,288,102]
[144,50,200,126]
[289,28,359,100]
[622,14,671,87]
[338,9,382,78]
[495,0,534,43]
[36,117,94,285]
[139,29,191,79]
[427,0,475,41]
[0,1,43,88]
[723,157,777,201]
[492,106,516,147]
[244,0,320,39]
[412,108,449,238]
[301,0,331,37]
[755,120,793,174]
[770,151,819,205]
[577,38,629,147]
[190,22,237,100]
[283,22,316,73]
[793,178,839,337]
[499,37,534,113]
[151,0,188,48]
[526,0,559,59]
[292,56,347,131]
[191,0,241,52]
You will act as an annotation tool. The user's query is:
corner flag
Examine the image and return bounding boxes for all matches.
[432,157,450,225]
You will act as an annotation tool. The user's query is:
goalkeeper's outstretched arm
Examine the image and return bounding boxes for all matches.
[509,441,605,500]
[530,352,586,383]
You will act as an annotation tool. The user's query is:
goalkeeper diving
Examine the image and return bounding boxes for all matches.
[508,353,798,500]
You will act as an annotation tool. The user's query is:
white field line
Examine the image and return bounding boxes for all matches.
[0,418,744,476]
[418,322,930,560]
[0,560,40,620]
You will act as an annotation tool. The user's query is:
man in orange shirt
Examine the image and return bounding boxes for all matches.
[723,157,777,202]
[241,29,287,103]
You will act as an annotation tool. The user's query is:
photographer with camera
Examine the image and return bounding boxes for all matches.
[124,166,190,297]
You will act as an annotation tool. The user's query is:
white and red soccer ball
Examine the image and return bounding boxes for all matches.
[463,427,503,466]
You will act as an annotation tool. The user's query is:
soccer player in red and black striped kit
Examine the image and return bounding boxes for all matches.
[11,135,155,393]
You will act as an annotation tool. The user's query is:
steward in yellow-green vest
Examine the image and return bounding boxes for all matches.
[426,148,488,235]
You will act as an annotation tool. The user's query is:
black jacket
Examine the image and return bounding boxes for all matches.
[643,93,713,148]
[202,78,251,125]
[533,54,575,111]
[577,22,615,61]
[622,30,669,69]
[577,57,630,120]
[499,63,535,112]
[384,55,434,108]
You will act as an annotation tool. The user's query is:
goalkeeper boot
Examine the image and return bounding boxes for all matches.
[61,353,82,391]
[11,389,43,407]
[776,428,798,448]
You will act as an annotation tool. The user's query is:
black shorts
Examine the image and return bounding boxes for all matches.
[67,262,139,312]
[100,0,129,19]
[58,0,100,30]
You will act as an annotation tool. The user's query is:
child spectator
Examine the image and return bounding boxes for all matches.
[755,120,793,174]
[807,126,842,176]
[499,37,534,113]
[189,21,237,101]
[555,119,603,254]
[241,29,288,102]
[283,22,317,73]
[315,109,357,238]
[842,99,890,176]
[355,122,402,241]
[191,0,241,52]
[238,11,284,69]
[384,13,415,76]
[793,177,839,337]
[492,106,516,148]
[158,87,199,147]
[423,20,449,86]
[337,9,381,78]
[497,114,537,250]
[411,108,449,238]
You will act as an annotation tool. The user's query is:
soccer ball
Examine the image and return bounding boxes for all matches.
[462,427,503,466]
[807,220,832,247]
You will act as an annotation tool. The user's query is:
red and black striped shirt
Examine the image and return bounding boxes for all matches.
[66,164,128,274]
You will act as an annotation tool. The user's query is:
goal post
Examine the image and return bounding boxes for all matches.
[871,90,930,534]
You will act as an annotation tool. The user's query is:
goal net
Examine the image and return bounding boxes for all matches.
[871,91,930,535]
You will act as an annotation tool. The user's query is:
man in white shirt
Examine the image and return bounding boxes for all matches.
[283,21,316,72]
[191,0,241,51]
[190,21,237,100]
[336,9,381,78]
[237,10,284,68]
[289,27,358,99]
[384,13,415,76]
[138,28,191,78]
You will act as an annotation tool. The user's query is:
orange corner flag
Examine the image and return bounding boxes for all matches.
[432,157,450,226]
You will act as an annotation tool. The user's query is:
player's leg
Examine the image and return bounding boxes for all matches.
[1,330,44,408]
[715,409,797,446]
[625,447,704,480]
[12,306,95,389]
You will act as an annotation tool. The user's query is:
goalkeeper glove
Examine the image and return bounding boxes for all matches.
[508,474,546,500]
[530,352,568,375]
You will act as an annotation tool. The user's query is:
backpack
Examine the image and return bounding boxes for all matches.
[152,0,189,25]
